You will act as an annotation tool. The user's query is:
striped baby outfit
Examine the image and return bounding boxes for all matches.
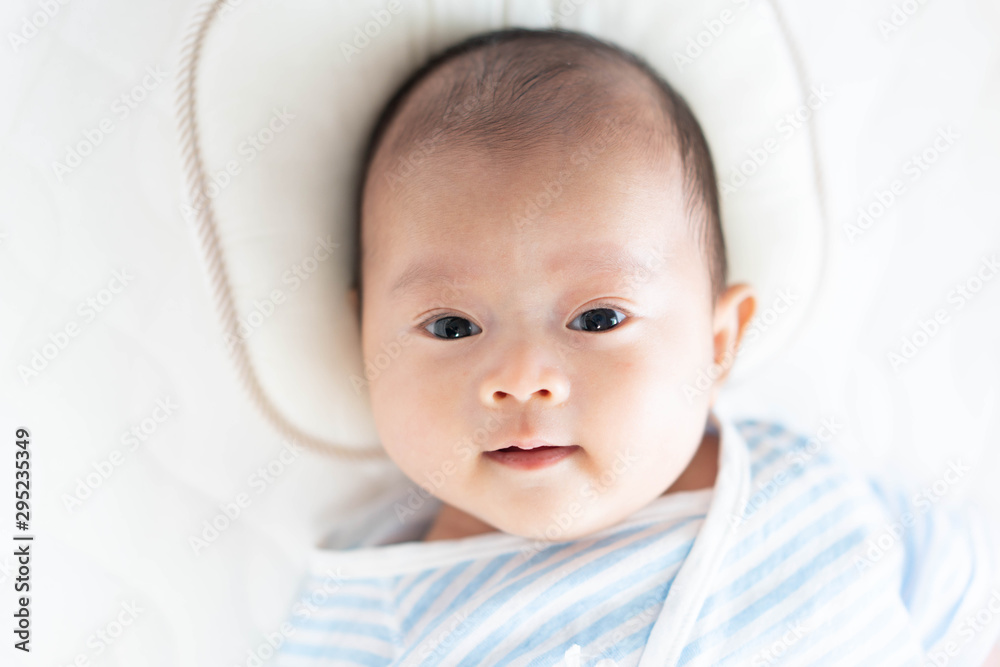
[274,413,999,666]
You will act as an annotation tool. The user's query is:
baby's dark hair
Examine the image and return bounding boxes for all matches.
[351,27,727,306]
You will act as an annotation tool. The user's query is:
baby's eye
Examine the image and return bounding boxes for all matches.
[568,307,627,332]
[425,316,482,339]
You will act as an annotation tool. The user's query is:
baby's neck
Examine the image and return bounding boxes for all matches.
[662,428,719,495]
[422,503,497,542]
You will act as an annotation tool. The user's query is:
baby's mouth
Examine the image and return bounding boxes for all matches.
[494,444,558,453]
[484,441,581,470]
[488,439,558,452]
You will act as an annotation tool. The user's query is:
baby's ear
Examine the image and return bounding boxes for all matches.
[708,283,756,402]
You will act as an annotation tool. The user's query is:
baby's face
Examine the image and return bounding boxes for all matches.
[358,135,720,541]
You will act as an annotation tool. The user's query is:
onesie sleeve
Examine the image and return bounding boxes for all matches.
[866,470,1000,666]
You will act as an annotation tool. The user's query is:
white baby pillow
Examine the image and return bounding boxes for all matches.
[177,0,826,460]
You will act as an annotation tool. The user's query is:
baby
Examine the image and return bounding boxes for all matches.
[275,27,1000,667]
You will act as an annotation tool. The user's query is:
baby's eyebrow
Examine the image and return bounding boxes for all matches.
[389,260,476,300]
[547,246,661,279]
[389,246,662,300]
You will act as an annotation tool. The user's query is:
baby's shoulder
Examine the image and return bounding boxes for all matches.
[725,417,1000,664]
[729,417,895,528]
[733,416,843,483]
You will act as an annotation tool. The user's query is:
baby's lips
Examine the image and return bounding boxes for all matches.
[483,444,582,470]
[487,438,569,452]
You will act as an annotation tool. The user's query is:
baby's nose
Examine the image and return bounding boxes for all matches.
[478,343,570,406]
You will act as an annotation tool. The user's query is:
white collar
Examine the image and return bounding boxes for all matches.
[638,406,753,665]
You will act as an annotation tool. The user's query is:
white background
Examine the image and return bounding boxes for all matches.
[0,0,998,665]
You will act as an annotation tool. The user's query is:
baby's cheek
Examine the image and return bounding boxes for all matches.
[375,358,462,458]
[604,337,710,443]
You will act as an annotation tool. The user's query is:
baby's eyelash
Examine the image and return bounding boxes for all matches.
[579,302,632,318]
[416,303,631,330]
[416,311,464,329]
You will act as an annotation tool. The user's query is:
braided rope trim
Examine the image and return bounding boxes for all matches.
[173,0,387,462]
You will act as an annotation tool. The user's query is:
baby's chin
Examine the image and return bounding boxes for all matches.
[458,488,655,544]
[424,448,701,542]
[424,492,619,543]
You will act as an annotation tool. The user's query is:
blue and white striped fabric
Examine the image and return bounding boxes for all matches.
[274,414,1000,667]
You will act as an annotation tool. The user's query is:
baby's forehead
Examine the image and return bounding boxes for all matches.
[367,137,689,272]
